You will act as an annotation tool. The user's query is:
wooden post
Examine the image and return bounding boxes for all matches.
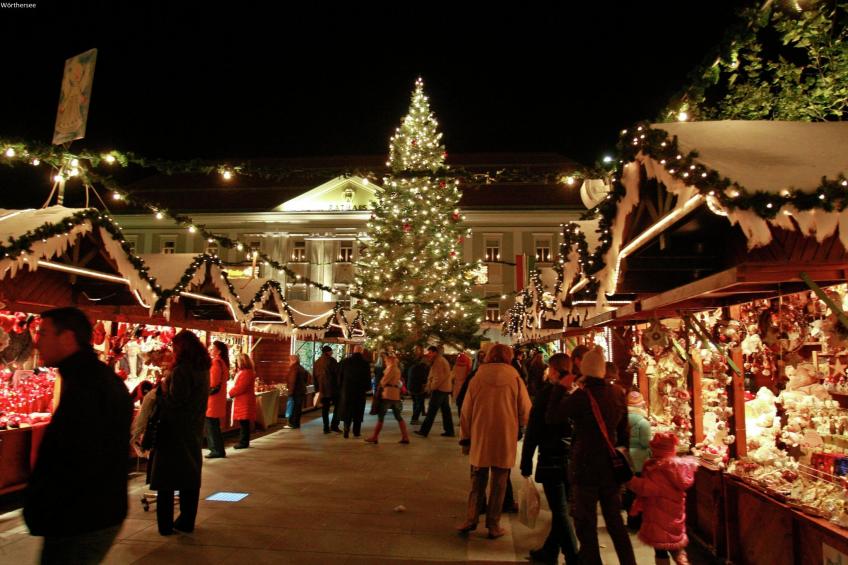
[638,365,649,416]
[728,345,747,458]
[690,349,705,444]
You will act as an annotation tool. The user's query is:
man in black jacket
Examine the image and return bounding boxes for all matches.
[337,345,371,438]
[406,346,428,424]
[25,307,133,564]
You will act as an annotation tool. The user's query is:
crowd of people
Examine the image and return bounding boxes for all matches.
[21,305,698,565]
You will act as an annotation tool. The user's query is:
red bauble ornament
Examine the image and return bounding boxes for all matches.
[403,223,411,233]
[451,211,460,221]
[450,251,457,257]
[457,236,465,244]
[411,139,417,146]
[439,180,446,189]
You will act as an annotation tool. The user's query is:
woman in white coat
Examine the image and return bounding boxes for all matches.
[457,343,531,539]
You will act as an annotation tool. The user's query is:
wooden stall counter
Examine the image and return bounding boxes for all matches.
[724,474,848,565]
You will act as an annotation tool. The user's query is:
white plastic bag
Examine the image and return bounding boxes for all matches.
[518,476,541,528]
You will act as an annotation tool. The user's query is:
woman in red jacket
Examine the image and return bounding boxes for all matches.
[229,353,256,449]
[205,341,229,458]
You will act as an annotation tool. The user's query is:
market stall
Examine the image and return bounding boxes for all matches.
[555,121,848,563]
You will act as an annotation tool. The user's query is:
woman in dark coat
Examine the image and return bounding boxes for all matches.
[520,353,578,564]
[338,346,372,438]
[149,330,210,536]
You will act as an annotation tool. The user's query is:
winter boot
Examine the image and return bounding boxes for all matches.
[398,420,410,444]
[365,421,383,443]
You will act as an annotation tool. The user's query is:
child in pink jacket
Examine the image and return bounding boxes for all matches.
[627,432,698,565]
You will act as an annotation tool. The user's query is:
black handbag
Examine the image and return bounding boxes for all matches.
[586,388,634,484]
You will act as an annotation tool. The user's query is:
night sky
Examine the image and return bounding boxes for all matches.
[1,2,747,169]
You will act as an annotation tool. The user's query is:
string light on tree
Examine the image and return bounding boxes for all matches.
[353,77,483,349]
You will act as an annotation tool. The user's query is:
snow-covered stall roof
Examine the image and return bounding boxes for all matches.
[586,120,848,305]
[0,207,158,309]
[654,121,848,194]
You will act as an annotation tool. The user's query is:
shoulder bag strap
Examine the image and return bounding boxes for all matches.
[585,388,618,458]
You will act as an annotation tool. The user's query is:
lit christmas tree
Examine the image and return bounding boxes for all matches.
[354,78,484,350]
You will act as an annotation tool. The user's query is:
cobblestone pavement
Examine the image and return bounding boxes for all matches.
[0,408,713,563]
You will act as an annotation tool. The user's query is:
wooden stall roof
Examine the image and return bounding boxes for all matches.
[585,260,848,327]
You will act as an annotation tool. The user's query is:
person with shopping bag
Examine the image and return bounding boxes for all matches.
[520,353,578,564]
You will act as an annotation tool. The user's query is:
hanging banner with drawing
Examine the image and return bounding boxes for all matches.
[52,48,97,145]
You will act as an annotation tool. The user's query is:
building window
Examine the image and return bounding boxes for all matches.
[485,238,500,262]
[160,238,176,254]
[124,235,138,255]
[338,240,353,263]
[535,237,552,263]
[248,240,261,259]
[206,241,219,257]
[287,285,307,301]
[291,240,306,262]
[486,303,501,322]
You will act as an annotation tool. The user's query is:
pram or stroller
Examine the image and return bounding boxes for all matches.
[141,491,179,512]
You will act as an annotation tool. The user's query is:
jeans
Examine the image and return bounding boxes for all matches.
[41,524,121,564]
[410,393,426,422]
[419,390,454,436]
[157,486,200,534]
[205,417,225,456]
[540,481,579,563]
[288,394,303,427]
[571,483,637,565]
[237,419,250,447]
[466,466,509,529]
[320,397,333,431]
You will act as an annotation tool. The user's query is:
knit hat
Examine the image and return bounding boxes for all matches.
[627,391,645,408]
[579,346,606,378]
[650,432,677,458]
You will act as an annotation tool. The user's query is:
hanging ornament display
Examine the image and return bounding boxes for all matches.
[641,320,670,356]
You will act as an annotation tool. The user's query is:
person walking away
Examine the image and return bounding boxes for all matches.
[625,390,651,530]
[229,353,256,448]
[25,307,133,564]
[546,346,636,565]
[526,350,547,399]
[414,346,455,438]
[520,353,578,564]
[338,345,371,438]
[205,341,229,458]
[457,344,531,539]
[627,433,698,565]
[313,345,339,433]
[285,355,309,429]
[365,352,410,444]
[406,346,428,424]
[149,330,210,536]
[451,350,472,415]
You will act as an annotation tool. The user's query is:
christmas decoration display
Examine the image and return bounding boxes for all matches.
[0,368,55,429]
[352,78,484,349]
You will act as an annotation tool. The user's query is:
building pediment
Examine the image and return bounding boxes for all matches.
[277,176,378,212]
